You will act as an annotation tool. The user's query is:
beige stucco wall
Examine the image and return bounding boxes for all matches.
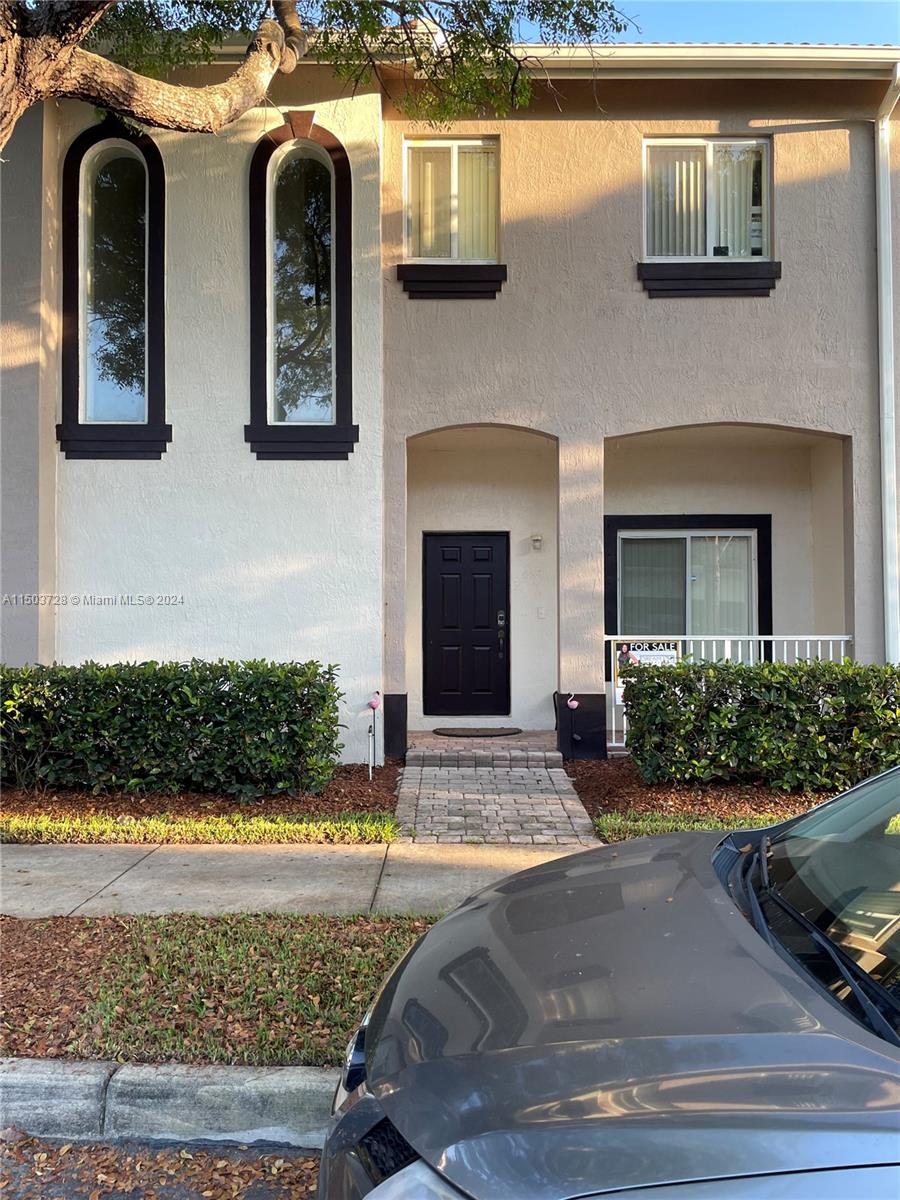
[382,79,886,697]
[406,427,559,729]
[46,76,385,761]
[1,104,59,664]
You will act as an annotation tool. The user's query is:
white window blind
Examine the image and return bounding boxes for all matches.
[646,145,706,258]
[712,144,764,258]
[690,535,752,635]
[408,146,451,259]
[458,147,498,261]
[620,537,686,635]
[645,139,770,261]
[406,140,498,262]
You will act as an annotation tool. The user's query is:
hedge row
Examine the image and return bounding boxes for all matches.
[622,659,900,792]
[0,660,342,798]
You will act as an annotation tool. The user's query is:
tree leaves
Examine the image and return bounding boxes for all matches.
[86,0,631,123]
[314,0,630,120]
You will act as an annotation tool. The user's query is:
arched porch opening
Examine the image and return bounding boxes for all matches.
[603,422,855,746]
[405,424,560,734]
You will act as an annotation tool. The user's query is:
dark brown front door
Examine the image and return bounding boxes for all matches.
[423,533,510,716]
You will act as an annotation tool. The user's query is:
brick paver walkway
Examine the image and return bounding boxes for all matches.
[395,765,596,845]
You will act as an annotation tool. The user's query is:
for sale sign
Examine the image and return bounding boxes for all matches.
[613,639,681,702]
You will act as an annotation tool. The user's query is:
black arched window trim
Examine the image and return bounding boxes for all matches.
[246,112,357,460]
[58,119,170,460]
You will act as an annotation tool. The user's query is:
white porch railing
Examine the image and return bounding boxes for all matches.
[605,634,854,750]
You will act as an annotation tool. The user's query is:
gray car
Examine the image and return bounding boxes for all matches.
[318,767,900,1198]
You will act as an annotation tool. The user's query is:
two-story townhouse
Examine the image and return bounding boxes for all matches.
[2,43,899,762]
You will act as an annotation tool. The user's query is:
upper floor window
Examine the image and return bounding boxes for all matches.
[271,144,334,424]
[644,138,770,261]
[405,139,499,263]
[58,120,170,459]
[246,114,358,460]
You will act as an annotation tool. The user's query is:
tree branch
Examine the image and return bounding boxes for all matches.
[273,0,307,72]
[53,18,290,134]
[26,1,114,44]
[0,2,22,39]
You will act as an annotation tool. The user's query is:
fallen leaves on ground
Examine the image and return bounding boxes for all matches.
[568,757,824,822]
[0,914,431,1066]
[0,1134,319,1199]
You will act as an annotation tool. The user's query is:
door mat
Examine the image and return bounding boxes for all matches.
[431,727,523,738]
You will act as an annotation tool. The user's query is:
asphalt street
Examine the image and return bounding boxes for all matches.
[1,1134,320,1198]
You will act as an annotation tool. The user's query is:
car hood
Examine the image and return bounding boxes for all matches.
[366,833,900,1199]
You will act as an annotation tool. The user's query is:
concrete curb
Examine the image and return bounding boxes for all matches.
[0,1058,339,1148]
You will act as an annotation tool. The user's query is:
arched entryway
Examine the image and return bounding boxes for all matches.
[405,424,559,732]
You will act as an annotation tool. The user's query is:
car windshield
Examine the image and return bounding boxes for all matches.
[760,769,900,1023]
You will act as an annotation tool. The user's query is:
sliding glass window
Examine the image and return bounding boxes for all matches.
[619,531,756,637]
[405,139,499,263]
[644,138,770,261]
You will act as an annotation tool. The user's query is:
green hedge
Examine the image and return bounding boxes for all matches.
[0,660,342,798]
[622,659,900,791]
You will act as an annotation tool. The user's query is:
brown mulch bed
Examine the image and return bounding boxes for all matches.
[0,761,400,820]
[567,756,823,822]
[0,1132,319,1199]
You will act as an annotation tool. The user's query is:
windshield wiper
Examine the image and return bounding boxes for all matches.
[756,833,771,890]
[737,847,775,948]
[764,889,900,1047]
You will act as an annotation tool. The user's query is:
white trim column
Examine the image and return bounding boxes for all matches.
[557,436,606,693]
[383,431,407,694]
[876,65,900,662]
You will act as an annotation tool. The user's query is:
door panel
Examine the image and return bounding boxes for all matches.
[423,533,510,716]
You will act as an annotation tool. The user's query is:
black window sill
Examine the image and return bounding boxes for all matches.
[244,422,360,461]
[57,422,172,460]
[637,261,781,298]
[397,263,507,299]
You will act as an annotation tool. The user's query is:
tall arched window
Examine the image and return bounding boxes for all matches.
[83,143,147,423]
[58,120,169,458]
[271,145,335,424]
[247,115,357,460]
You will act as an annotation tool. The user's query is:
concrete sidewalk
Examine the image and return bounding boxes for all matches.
[1,840,596,918]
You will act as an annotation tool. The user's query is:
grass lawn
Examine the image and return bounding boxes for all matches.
[593,809,792,843]
[0,763,401,845]
[1,913,432,1067]
[0,811,397,845]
